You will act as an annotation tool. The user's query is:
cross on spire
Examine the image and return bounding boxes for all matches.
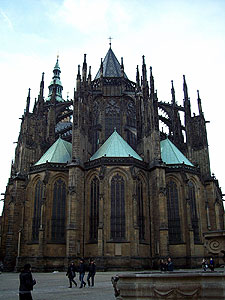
[108,36,113,48]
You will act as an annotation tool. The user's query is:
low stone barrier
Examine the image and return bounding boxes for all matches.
[112,271,225,299]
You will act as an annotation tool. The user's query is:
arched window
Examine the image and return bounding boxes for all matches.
[188,181,200,242]
[51,178,66,242]
[166,180,182,243]
[90,177,99,240]
[111,174,125,240]
[105,99,120,139]
[32,180,43,241]
[137,178,145,240]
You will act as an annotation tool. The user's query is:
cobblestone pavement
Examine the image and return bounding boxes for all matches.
[0,271,122,300]
[1,268,223,299]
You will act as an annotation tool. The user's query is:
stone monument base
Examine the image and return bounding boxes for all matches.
[112,271,225,299]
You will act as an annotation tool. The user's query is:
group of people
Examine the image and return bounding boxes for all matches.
[202,257,215,271]
[18,258,96,299]
[159,257,174,271]
[66,258,96,288]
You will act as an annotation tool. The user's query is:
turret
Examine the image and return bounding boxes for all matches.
[46,56,64,102]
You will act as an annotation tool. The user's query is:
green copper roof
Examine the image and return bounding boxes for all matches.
[160,138,193,166]
[95,47,128,79]
[35,137,72,165]
[90,130,142,161]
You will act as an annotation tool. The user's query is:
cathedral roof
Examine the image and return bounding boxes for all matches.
[90,130,142,161]
[35,137,72,165]
[160,138,193,166]
[95,47,128,79]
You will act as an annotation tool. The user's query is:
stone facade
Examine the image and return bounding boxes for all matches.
[0,46,224,271]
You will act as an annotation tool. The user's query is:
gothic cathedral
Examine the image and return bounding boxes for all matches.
[0,45,224,271]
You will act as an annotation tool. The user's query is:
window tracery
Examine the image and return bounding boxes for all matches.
[111,174,125,240]
[188,181,200,242]
[137,178,145,240]
[105,99,120,139]
[32,180,43,241]
[90,176,99,240]
[166,180,182,243]
[51,178,66,242]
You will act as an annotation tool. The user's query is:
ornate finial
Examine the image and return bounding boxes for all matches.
[108,36,113,47]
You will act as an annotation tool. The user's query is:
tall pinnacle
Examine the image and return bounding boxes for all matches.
[46,56,64,102]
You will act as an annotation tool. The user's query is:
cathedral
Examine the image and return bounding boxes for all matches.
[0,44,224,271]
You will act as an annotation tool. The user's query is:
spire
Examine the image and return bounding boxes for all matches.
[76,65,81,90]
[136,65,140,88]
[197,90,203,115]
[141,55,149,98]
[82,54,87,82]
[183,75,191,121]
[88,66,92,84]
[26,88,31,115]
[100,58,103,78]
[183,75,188,101]
[46,56,64,102]
[142,55,147,83]
[39,72,45,101]
[95,47,128,79]
[150,66,155,95]
[171,80,176,104]
[121,57,124,77]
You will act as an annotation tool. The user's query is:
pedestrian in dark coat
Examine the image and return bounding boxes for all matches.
[19,263,36,300]
[66,262,77,288]
[167,257,174,271]
[209,257,215,271]
[87,259,96,287]
[159,259,167,271]
[78,259,86,288]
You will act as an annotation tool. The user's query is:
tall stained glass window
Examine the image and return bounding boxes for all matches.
[32,180,43,241]
[90,177,99,240]
[166,180,182,243]
[51,179,66,242]
[137,178,145,240]
[188,181,200,243]
[111,174,125,240]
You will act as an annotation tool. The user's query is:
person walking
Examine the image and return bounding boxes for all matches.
[209,257,215,271]
[66,262,77,288]
[202,258,208,271]
[78,259,86,288]
[87,259,96,287]
[19,263,36,300]
[166,257,174,271]
[159,259,166,271]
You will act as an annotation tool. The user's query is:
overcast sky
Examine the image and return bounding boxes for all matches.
[0,0,225,213]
